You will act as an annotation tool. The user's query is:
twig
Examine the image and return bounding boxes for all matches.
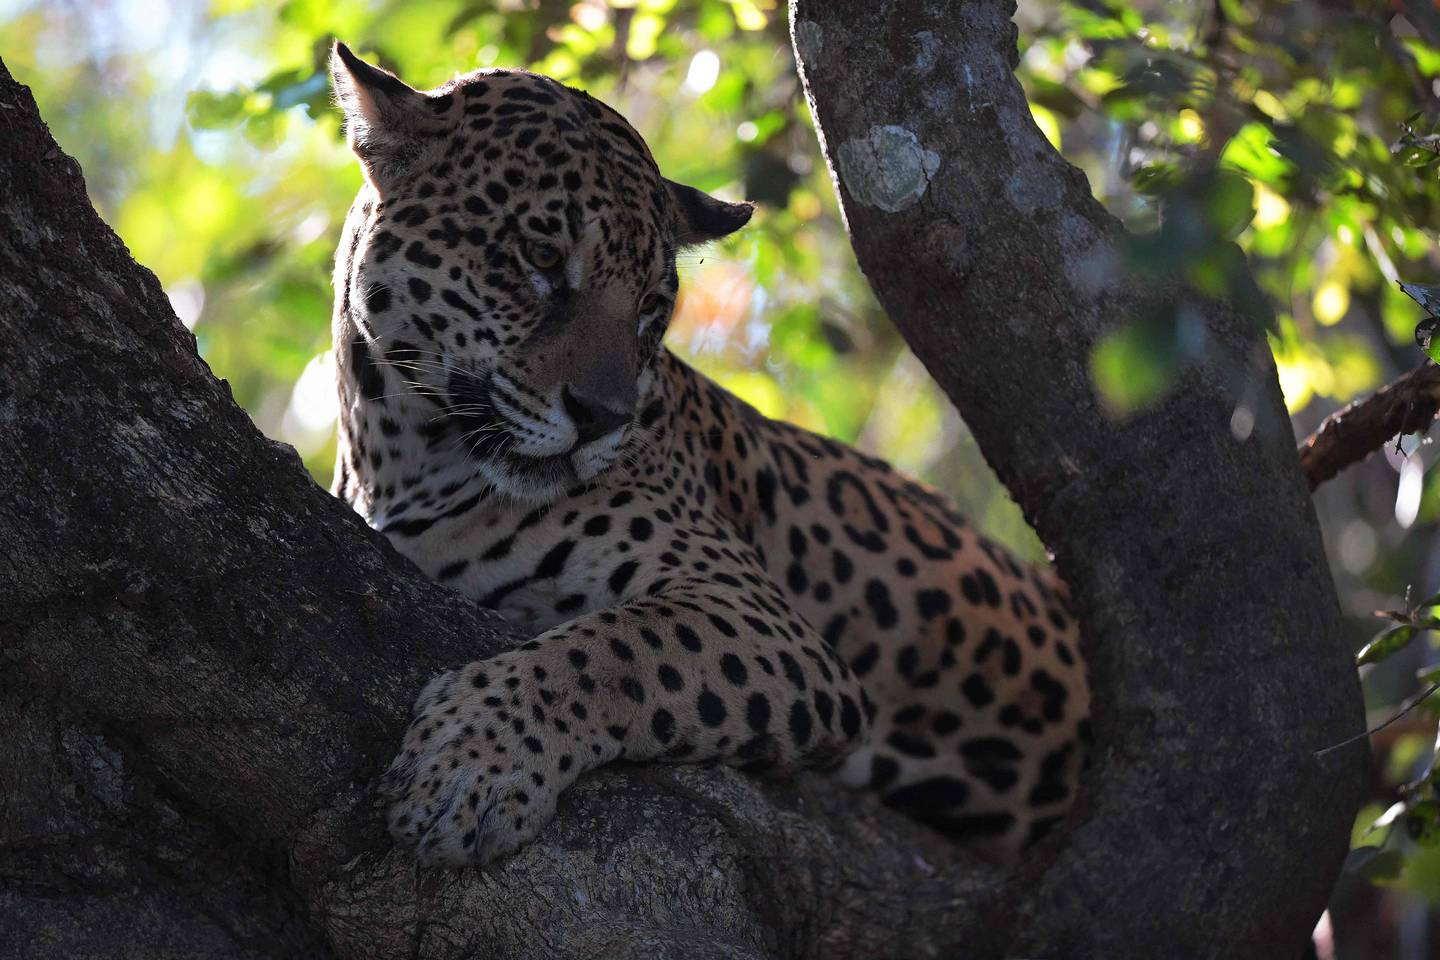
[1314,680,1440,758]
[1297,361,1440,490]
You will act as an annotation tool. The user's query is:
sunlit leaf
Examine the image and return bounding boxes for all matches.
[1029,102,1062,150]
[1089,315,1179,417]
[1220,123,1291,184]
[1358,625,1418,666]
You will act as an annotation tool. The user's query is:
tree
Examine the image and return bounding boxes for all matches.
[1,3,1364,959]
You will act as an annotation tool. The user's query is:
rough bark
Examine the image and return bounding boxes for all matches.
[790,1,1365,957]
[1,0,1367,952]
[0,55,998,960]
[1298,361,1440,490]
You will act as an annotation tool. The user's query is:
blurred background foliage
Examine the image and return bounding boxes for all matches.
[6,0,1440,954]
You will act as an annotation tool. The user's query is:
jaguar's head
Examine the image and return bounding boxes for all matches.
[331,42,751,503]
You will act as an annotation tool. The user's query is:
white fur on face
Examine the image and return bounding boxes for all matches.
[571,427,628,480]
[473,419,630,505]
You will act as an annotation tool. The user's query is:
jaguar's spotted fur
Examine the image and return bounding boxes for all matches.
[328,42,1089,866]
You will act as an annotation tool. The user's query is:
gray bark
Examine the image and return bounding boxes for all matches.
[1,0,1366,952]
[790,1,1366,957]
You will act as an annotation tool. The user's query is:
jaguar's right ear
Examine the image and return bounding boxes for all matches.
[330,41,431,190]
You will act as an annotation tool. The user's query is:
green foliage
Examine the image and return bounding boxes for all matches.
[1344,590,1440,907]
[1356,591,1440,667]
[1020,0,1440,421]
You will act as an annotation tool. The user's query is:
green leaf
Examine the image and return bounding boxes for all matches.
[1402,280,1440,317]
[185,90,247,130]
[1415,319,1440,365]
[1131,162,1182,196]
[1025,75,1088,119]
[1345,845,1406,882]
[268,70,329,114]
[1204,170,1256,241]
[1357,625,1418,665]
[1409,801,1440,847]
[1403,146,1440,167]
[1089,314,1180,417]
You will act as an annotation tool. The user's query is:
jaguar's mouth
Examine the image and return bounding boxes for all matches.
[443,373,626,502]
[454,414,628,502]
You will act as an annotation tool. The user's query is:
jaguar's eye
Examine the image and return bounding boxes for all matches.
[524,241,563,271]
[639,293,668,316]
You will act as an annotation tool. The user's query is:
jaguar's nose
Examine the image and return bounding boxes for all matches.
[562,385,631,444]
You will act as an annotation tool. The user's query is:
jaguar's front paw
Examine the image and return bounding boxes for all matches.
[381,667,575,866]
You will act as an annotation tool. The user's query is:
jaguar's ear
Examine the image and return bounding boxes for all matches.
[666,178,753,248]
[330,41,431,189]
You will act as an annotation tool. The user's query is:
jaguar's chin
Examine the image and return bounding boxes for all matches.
[476,443,624,505]
[476,451,577,505]
[448,401,630,503]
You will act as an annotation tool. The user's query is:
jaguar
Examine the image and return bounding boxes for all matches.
[327,41,1090,866]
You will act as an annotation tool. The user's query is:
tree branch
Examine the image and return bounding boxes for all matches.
[790,0,1365,956]
[1298,361,1440,490]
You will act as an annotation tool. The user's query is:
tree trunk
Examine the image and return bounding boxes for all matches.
[790,1,1365,957]
[0,0,1364,954]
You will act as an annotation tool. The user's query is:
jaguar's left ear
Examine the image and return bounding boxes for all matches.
[666,178,754,247]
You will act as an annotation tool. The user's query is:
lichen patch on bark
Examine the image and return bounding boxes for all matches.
[835,125,941,213]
